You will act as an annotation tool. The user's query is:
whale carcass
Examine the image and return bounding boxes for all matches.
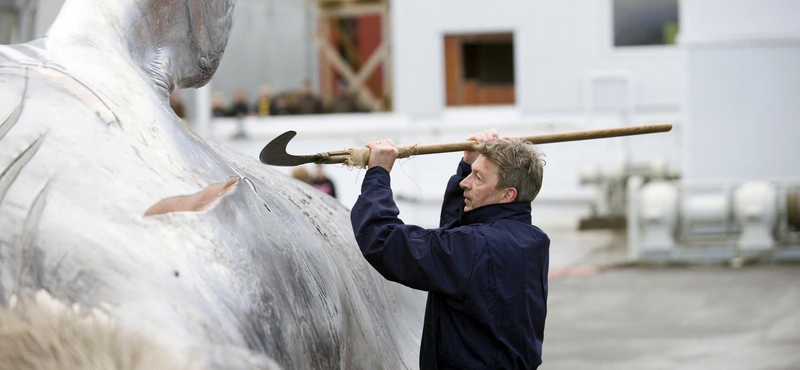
[0,0,424,368]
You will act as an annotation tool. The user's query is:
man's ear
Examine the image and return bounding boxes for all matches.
[501,188,518,203]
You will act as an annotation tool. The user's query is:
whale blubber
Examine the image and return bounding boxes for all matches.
[145,176,240,216]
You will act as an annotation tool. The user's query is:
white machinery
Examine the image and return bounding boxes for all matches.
[628,178,800,262]
[580,156,679,229]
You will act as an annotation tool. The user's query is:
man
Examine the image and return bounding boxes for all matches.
[295,79,323,115]
[229,89,252,117]
[169,91,186,118]
[211,92,227,117]
[351,130,550,369]
[254,85,272,116]
[328,79,363,113]
[311,164,337,198]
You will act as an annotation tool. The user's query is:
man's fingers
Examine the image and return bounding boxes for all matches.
[466,130,501,144]
[367,139,391,147]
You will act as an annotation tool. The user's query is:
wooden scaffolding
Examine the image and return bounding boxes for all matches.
[314,0,391,111]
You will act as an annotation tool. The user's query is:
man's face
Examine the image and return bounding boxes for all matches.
[460,156,512,212]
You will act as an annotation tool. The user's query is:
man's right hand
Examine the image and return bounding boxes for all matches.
[463,129,500,165]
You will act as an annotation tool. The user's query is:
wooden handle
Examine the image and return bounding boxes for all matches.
[323,123,672,166]
[404,123,672,156]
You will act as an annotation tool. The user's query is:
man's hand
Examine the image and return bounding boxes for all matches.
[366,139,399,172]
[463,129,500,165]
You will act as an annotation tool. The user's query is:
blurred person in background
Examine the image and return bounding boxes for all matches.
[351,130,549,369]
[211,92,227,117]
[271,95,293,115]
[310,164,337,198]
[295,79,323,115]
[169,91,186,118]
[229,89,251,118]
[328,79,363,114]
[255,85,272,117]
[291,167,311,184]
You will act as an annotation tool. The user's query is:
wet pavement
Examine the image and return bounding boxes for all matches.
[543,264,800,370]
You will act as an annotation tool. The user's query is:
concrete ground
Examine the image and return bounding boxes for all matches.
[535,204,800,370]
[543,264,800,370]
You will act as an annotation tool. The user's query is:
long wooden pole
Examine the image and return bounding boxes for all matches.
[321,123,673,165]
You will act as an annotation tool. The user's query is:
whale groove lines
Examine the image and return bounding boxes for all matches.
[0,89,23,140]
[0,133,46,207]
[0,67,26,140]
[0,68,50,296]
[17,182,49,293]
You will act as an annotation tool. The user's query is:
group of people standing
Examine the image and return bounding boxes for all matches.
[167,80,367,120]
[211,79,365,118]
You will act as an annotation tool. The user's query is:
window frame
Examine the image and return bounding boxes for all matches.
[606,0,681,54]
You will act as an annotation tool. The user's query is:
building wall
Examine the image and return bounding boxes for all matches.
[392,0,684,117]
[207,0,318,102]
[682,0,800,180]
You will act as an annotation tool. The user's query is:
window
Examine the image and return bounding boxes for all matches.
[613,0,679,47]
[445,33,515,106]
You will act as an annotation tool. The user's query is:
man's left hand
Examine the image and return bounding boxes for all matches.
[463,129,500,165]
[366,139,398,172]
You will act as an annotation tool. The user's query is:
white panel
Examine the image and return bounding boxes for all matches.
[681,0,800,44]
[684,46,800,179]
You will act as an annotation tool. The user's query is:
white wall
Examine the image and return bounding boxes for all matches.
[211,0,318,100]
[391,0,684,117]
[680,0,800,44]
[682,0,800,180]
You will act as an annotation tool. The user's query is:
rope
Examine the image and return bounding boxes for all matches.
[343,144,420,169]
[345,147,371,168]
[398,144,419,159]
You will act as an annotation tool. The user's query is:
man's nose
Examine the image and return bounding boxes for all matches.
[460,178,469,190]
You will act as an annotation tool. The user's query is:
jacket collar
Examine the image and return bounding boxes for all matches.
[460,201,532,226]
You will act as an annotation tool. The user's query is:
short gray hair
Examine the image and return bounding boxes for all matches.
[477,139,545,202]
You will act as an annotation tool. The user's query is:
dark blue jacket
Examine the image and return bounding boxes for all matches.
[351,161,549,370]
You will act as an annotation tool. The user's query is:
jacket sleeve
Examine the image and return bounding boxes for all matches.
[438,160,471,228]
[351,166,481,297]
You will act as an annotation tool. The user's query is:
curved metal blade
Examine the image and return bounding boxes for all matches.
[259,130,317,166]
